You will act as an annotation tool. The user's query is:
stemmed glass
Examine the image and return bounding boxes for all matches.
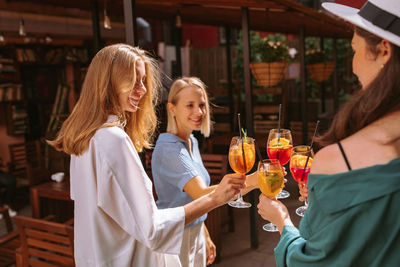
[290,145,314,217]
[258,159,285,232]
[228,136,255,208]
[267,128,293,199]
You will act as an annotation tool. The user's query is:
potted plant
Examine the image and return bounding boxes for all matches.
[249,33,289,87]
[306,47,335,83]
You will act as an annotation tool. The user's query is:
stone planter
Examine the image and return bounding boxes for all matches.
[307,61,335,82]
[250,62,287,88]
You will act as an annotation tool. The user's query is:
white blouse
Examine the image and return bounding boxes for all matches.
[70,116,185,266]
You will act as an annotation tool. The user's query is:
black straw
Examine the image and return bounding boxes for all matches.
[309,120,320,150]
[238,113,242,139]
[254,139,263,162]
[237,113,247,174]
[277,104,282,142]
[300,120,320,182]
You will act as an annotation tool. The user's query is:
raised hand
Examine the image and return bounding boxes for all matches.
[213,173,246,206]
[257,194,293,233]
[298,183,309,202]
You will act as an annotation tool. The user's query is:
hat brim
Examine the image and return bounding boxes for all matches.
[322,2,400,47]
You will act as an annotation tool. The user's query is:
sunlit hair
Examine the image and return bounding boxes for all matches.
[48,44,160,155]
[317,27,400,145]
[167,77,211,137]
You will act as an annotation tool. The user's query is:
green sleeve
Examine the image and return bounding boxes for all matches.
[274,225,305,267]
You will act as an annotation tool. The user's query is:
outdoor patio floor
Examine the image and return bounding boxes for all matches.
[0,175,303,267]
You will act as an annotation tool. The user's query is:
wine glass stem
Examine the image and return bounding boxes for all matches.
[305,198,308,208]
[236,192,243,202]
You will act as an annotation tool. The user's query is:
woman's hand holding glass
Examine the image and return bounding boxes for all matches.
[257,194,293,234]
[298,182,309,202]
[211,173,246,206]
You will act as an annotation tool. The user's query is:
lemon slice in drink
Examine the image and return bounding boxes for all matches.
[269,137,291,148]
[291,154,313,167]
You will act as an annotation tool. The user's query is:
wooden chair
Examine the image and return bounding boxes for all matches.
[8,140,51,187]
[201,153,234,263]
[14,215,74,267]
[0,206,20,267]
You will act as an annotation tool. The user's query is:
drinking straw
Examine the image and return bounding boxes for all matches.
[277,104,282,143]
[254,139,263,162]
[238,113,247,174]
[301,120,320,182]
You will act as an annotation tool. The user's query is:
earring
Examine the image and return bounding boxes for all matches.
[381,64,385,69]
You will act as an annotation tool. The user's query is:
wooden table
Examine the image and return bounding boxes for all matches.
[30,181,73,221]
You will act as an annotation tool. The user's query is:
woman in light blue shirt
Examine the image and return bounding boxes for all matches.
[152,77,258,266]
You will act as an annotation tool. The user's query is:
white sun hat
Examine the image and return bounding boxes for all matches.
[322,0,400,47]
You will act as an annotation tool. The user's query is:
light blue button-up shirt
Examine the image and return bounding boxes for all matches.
[152,133,211,228]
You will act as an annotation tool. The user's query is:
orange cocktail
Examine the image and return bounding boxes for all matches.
[229,141,256,174]
[228,136,255,208]
[258,160,284,198]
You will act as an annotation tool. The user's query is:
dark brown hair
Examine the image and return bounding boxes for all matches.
[317,27,400,146]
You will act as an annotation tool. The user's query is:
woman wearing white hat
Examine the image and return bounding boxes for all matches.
[257,0,400,266]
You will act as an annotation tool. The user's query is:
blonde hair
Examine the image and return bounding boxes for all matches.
[167,77,211,137]
[48,44,160,155]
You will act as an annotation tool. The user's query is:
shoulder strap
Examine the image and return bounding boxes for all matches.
[337,141,352,171]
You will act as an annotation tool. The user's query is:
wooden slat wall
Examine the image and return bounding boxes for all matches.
[190,45,236,95]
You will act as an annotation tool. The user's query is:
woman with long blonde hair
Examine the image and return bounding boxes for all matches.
[49,44,245,267]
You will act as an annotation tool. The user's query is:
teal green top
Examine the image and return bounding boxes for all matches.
[275,157,400,267]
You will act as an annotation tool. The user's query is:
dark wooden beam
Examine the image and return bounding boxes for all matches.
[123,0,138,46]
[299,26,308,144]
[91,0,101,53]
[241,6,258,250]
[320,38,326,113]
[174,12,182,78]
[225,26,235,132]
[135,4,351,38]
[333,38,339,111]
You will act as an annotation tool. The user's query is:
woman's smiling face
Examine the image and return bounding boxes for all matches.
[118,59,147,113]
[171,86,206,134]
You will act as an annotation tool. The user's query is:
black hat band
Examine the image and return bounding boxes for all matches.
[358,1,400,37]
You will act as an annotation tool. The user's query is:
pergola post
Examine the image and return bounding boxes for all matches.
[174,12,182,78]
[123,0,138,46]
[320,38,326,113]
[225,26,235,132]
[241,6,258,250]
[299,27,308,144]
[91,0,101,53]
[333,38,339,111]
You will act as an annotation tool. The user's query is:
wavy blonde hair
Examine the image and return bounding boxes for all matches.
[167,77,211,137]
[48,44,160,155]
